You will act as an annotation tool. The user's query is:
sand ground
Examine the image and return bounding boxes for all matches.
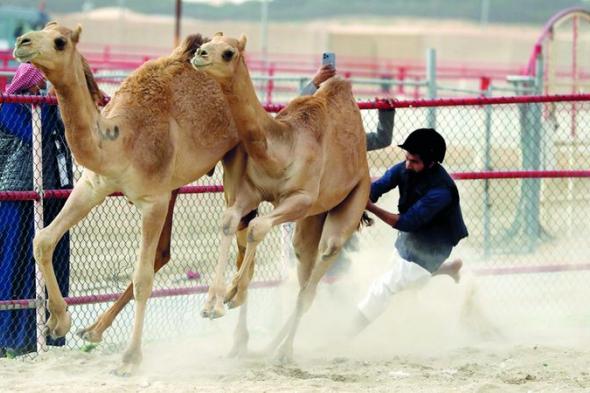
[2,255,589,393]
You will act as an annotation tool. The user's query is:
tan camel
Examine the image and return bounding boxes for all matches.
[13,22,251,374]
[191,33,371,362]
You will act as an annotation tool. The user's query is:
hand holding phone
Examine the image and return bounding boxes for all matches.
[322,52,336,69]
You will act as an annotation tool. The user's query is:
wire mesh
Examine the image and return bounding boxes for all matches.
[0,95,589,357]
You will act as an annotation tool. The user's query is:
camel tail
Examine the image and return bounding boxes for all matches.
[172,34,210,62]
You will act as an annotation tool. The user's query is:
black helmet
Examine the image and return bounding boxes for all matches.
[398,128,446,163]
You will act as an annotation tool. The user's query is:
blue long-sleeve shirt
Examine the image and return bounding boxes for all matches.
[370,162,468,272]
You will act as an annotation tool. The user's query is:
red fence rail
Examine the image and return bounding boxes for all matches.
[1,171,589,203]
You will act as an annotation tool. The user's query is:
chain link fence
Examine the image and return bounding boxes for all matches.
[1,94,589,357]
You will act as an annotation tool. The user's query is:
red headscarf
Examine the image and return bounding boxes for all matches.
[4,63,45,95]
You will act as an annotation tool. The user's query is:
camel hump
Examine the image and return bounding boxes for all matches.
[171,34,209,62]
[275,96,328,140]
[316,77,353,99]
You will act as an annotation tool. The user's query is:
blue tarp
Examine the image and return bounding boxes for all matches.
[0,102,72,354]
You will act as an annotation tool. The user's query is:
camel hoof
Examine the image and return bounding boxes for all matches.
[200,302,214,319]
[112,348,142,376]
[47,311,71,339]
[111,363,136,377]
[227,343,248,359]
[274,344,294,366]
[201,304,225,319]
[273,351,294,366]
[223,285,238,305]
[226,298,244,310]
[209,305,226,319]
[76,327,103,343]
[227,287,248,310]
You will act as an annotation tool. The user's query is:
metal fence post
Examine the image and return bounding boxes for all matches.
[502,67,545,254]
[31,104,46,353]
[527,46,544,251]
[426,48,437,128]
[483,85,493,258]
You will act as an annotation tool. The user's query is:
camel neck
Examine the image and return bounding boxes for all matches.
[224,57,277,162]
[51,56,104,173]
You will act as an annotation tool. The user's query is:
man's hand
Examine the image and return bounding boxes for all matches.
[366,200,399,227]
[378,97,396,112]
[312,64,336,87]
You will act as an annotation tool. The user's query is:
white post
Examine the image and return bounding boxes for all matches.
[480,0,490,27]
[31,104,46,353]
[259,0,270,101]
[426,48,437,128]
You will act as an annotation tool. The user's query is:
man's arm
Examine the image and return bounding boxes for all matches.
[300,81,318,96]
[300,64,336,96]
[366,106,395,151]
[394,188,452,232]
[366,200,399,227]
[369,163,402,202]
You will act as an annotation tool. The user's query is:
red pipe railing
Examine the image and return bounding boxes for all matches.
[0,185,224,202]
[0,280,283,310]
[451,170,590,180]
[2,172,588,203]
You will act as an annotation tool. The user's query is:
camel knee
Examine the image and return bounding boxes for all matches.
[132,270,154,302]
[47,297,67,314]
[221,209,242,236]
[246,217,272,244]
[33,229,57,265]
[319,237,345,260]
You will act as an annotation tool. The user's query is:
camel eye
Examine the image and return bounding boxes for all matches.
[222,50,234,62]
[54,37,67,51]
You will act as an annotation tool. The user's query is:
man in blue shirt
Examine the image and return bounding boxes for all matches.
[353,128,468,334]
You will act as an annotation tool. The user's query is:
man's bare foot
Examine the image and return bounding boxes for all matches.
[433,258,463,283]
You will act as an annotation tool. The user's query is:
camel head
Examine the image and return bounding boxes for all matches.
[13,21,83,83]
[190,32,247,86]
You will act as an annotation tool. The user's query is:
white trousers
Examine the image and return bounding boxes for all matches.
[358,255,431,322]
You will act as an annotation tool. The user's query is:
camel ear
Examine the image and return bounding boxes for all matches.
[71,24,82,44]
[45,21,58,29]
[237,34,247,51]
[214,32,223,37]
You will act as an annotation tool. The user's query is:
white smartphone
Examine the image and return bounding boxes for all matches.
[322,52,336,68]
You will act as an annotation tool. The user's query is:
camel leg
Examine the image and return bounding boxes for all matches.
[77,189,180,343]
[264,214,326,355]
[227,226,252,357]
[115,194,170,376]
[224,193,313,308]
[202,193,259,320]
[228,297,249,358]
[275,180,369,363]
[33,170,113,339]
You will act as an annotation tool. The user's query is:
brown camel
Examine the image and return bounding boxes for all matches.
[191,33,371,362]
[13,22,251,374]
